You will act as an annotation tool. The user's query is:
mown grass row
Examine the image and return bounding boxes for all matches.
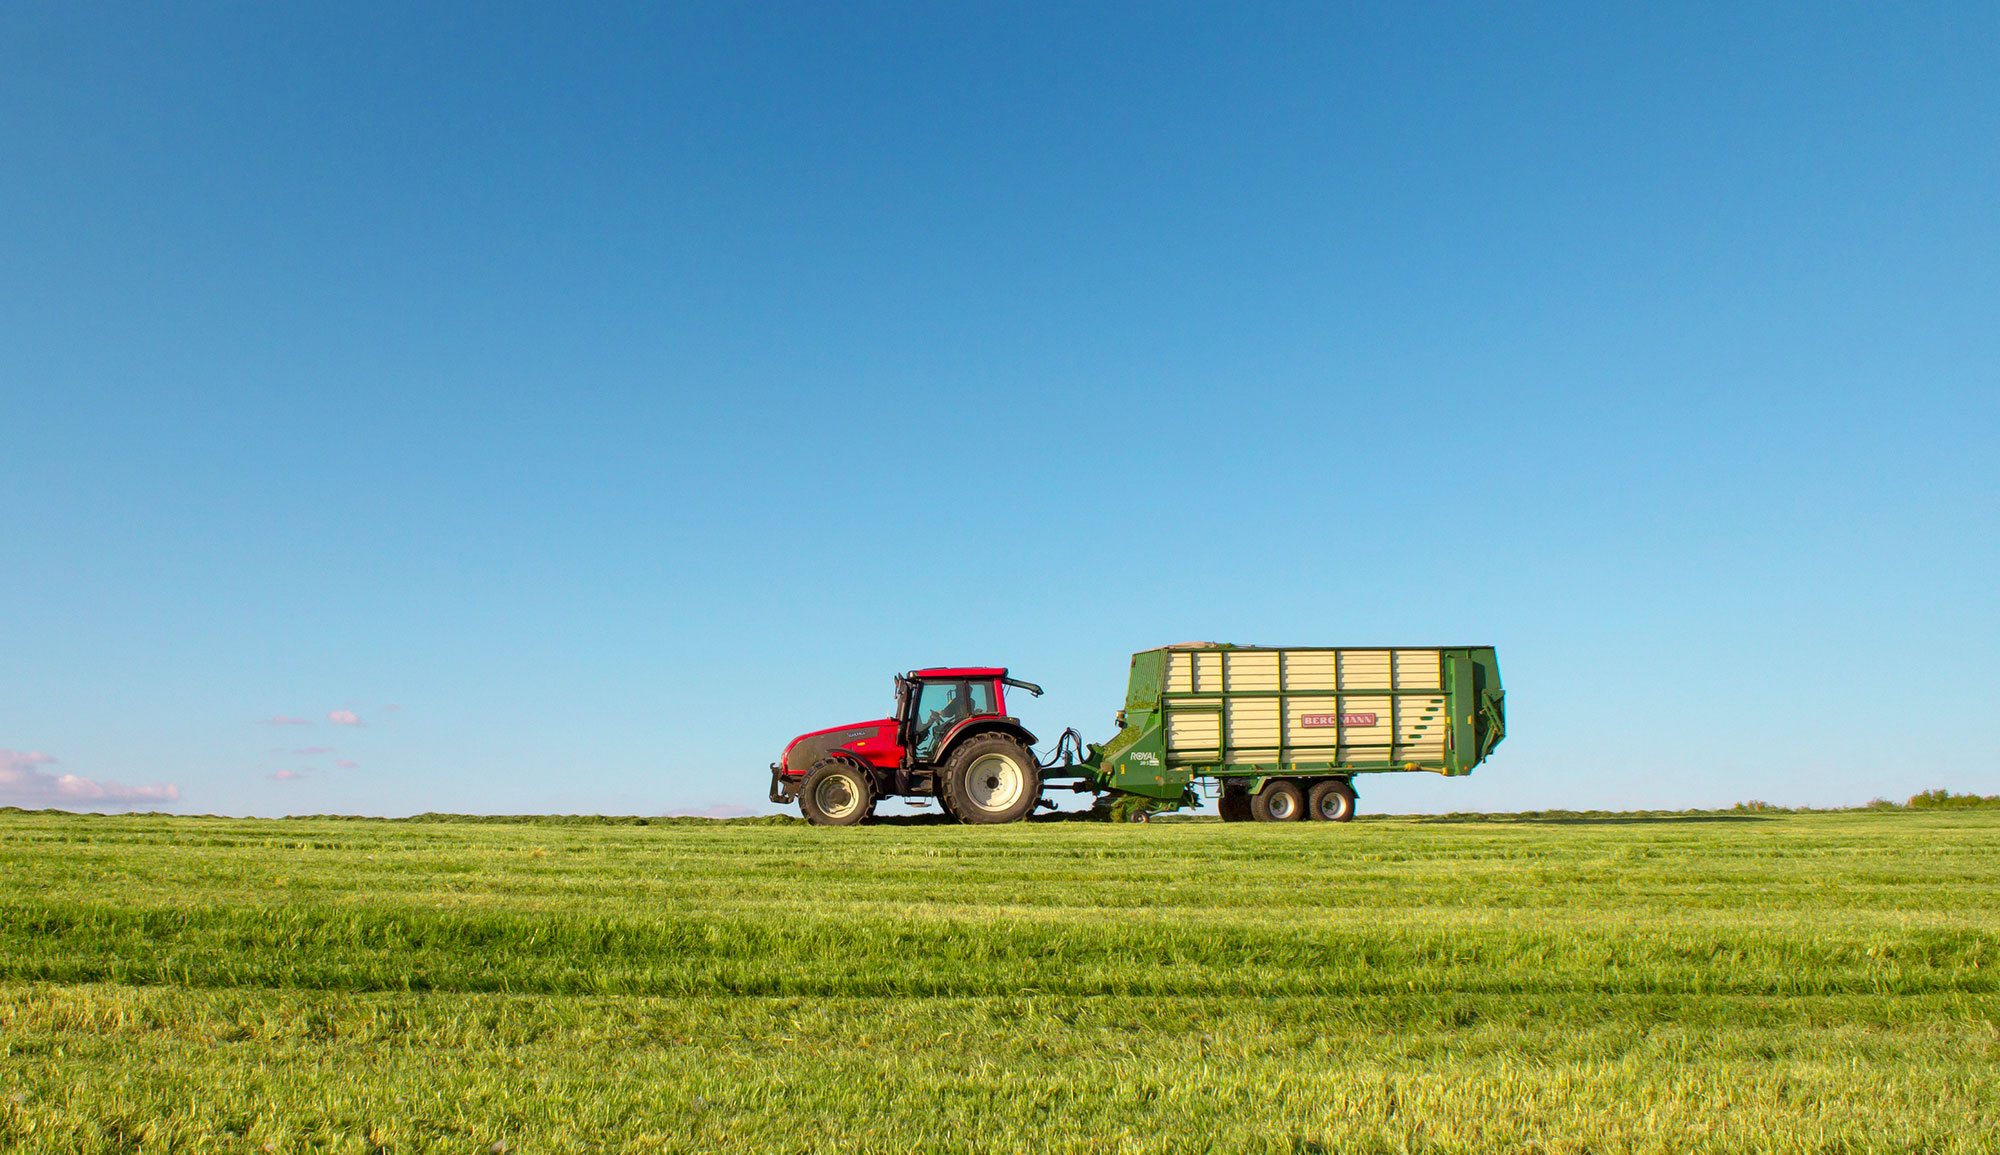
[2,898,1993,999]
[7,810,1998,907]
[6,985,1997,1154]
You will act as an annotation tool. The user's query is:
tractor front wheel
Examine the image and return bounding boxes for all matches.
[940,735,1042,824]
[1251,779,1305,822]
[799,759,875,827]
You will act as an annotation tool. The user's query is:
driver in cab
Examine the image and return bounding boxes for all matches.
[922,683,974,754]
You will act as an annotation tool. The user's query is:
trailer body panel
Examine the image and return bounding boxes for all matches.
[1086,644,1503,794]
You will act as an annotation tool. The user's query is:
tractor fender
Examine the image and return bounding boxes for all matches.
[935,717,1039,764]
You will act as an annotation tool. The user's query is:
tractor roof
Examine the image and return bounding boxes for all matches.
[910,666,1006,679]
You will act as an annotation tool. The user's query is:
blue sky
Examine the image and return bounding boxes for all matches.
[3,3,1995,817]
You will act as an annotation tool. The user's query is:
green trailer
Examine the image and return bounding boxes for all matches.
[1056,644,1505,822]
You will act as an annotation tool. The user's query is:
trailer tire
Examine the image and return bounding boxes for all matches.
[799,758,875,827]
[940,734,1042,824]
[1251,779,1305,822]
[1308,778,1357,823]
[1218,787,1253,823]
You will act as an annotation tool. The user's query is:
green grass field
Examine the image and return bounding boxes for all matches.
[2,807,1996,1153]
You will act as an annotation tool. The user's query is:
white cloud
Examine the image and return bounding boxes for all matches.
[0,750,180,809]
[327,710,362,726]
[262,716,312,726]
[268,769,305,782]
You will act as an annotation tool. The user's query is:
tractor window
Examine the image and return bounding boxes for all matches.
[912,679,997,758]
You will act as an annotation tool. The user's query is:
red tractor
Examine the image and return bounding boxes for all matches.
[769,667,1057,825]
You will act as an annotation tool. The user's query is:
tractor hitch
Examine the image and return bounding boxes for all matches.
[1037,728,1090,775]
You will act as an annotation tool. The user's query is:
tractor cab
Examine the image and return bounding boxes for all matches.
[772,666,1047,826]
[896,668,1009,761]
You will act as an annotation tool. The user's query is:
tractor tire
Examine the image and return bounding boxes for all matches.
[940,734,1042,825]
[1251,779,1305,822]
[799,758,875,827]
[1218,788,1253,823]
[1308,778,1358,823]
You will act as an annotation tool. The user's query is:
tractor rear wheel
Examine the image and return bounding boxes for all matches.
[1308,778,1357,822]
[1251,779,1305,822]
[1218,787,1253,823]
[940,734,1042,824]
[799,759,875,827]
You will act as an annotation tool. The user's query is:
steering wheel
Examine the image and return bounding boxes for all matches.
[921,710,950,751]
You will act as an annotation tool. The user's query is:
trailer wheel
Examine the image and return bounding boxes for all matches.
[1308,778,1357,823]
[1251,779,1305,822]
[1218,788,1253,823]
[940,734,1042,824]
[799,759,875,827]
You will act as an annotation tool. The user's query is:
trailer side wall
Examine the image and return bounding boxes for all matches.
[1153,645,1501,779]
